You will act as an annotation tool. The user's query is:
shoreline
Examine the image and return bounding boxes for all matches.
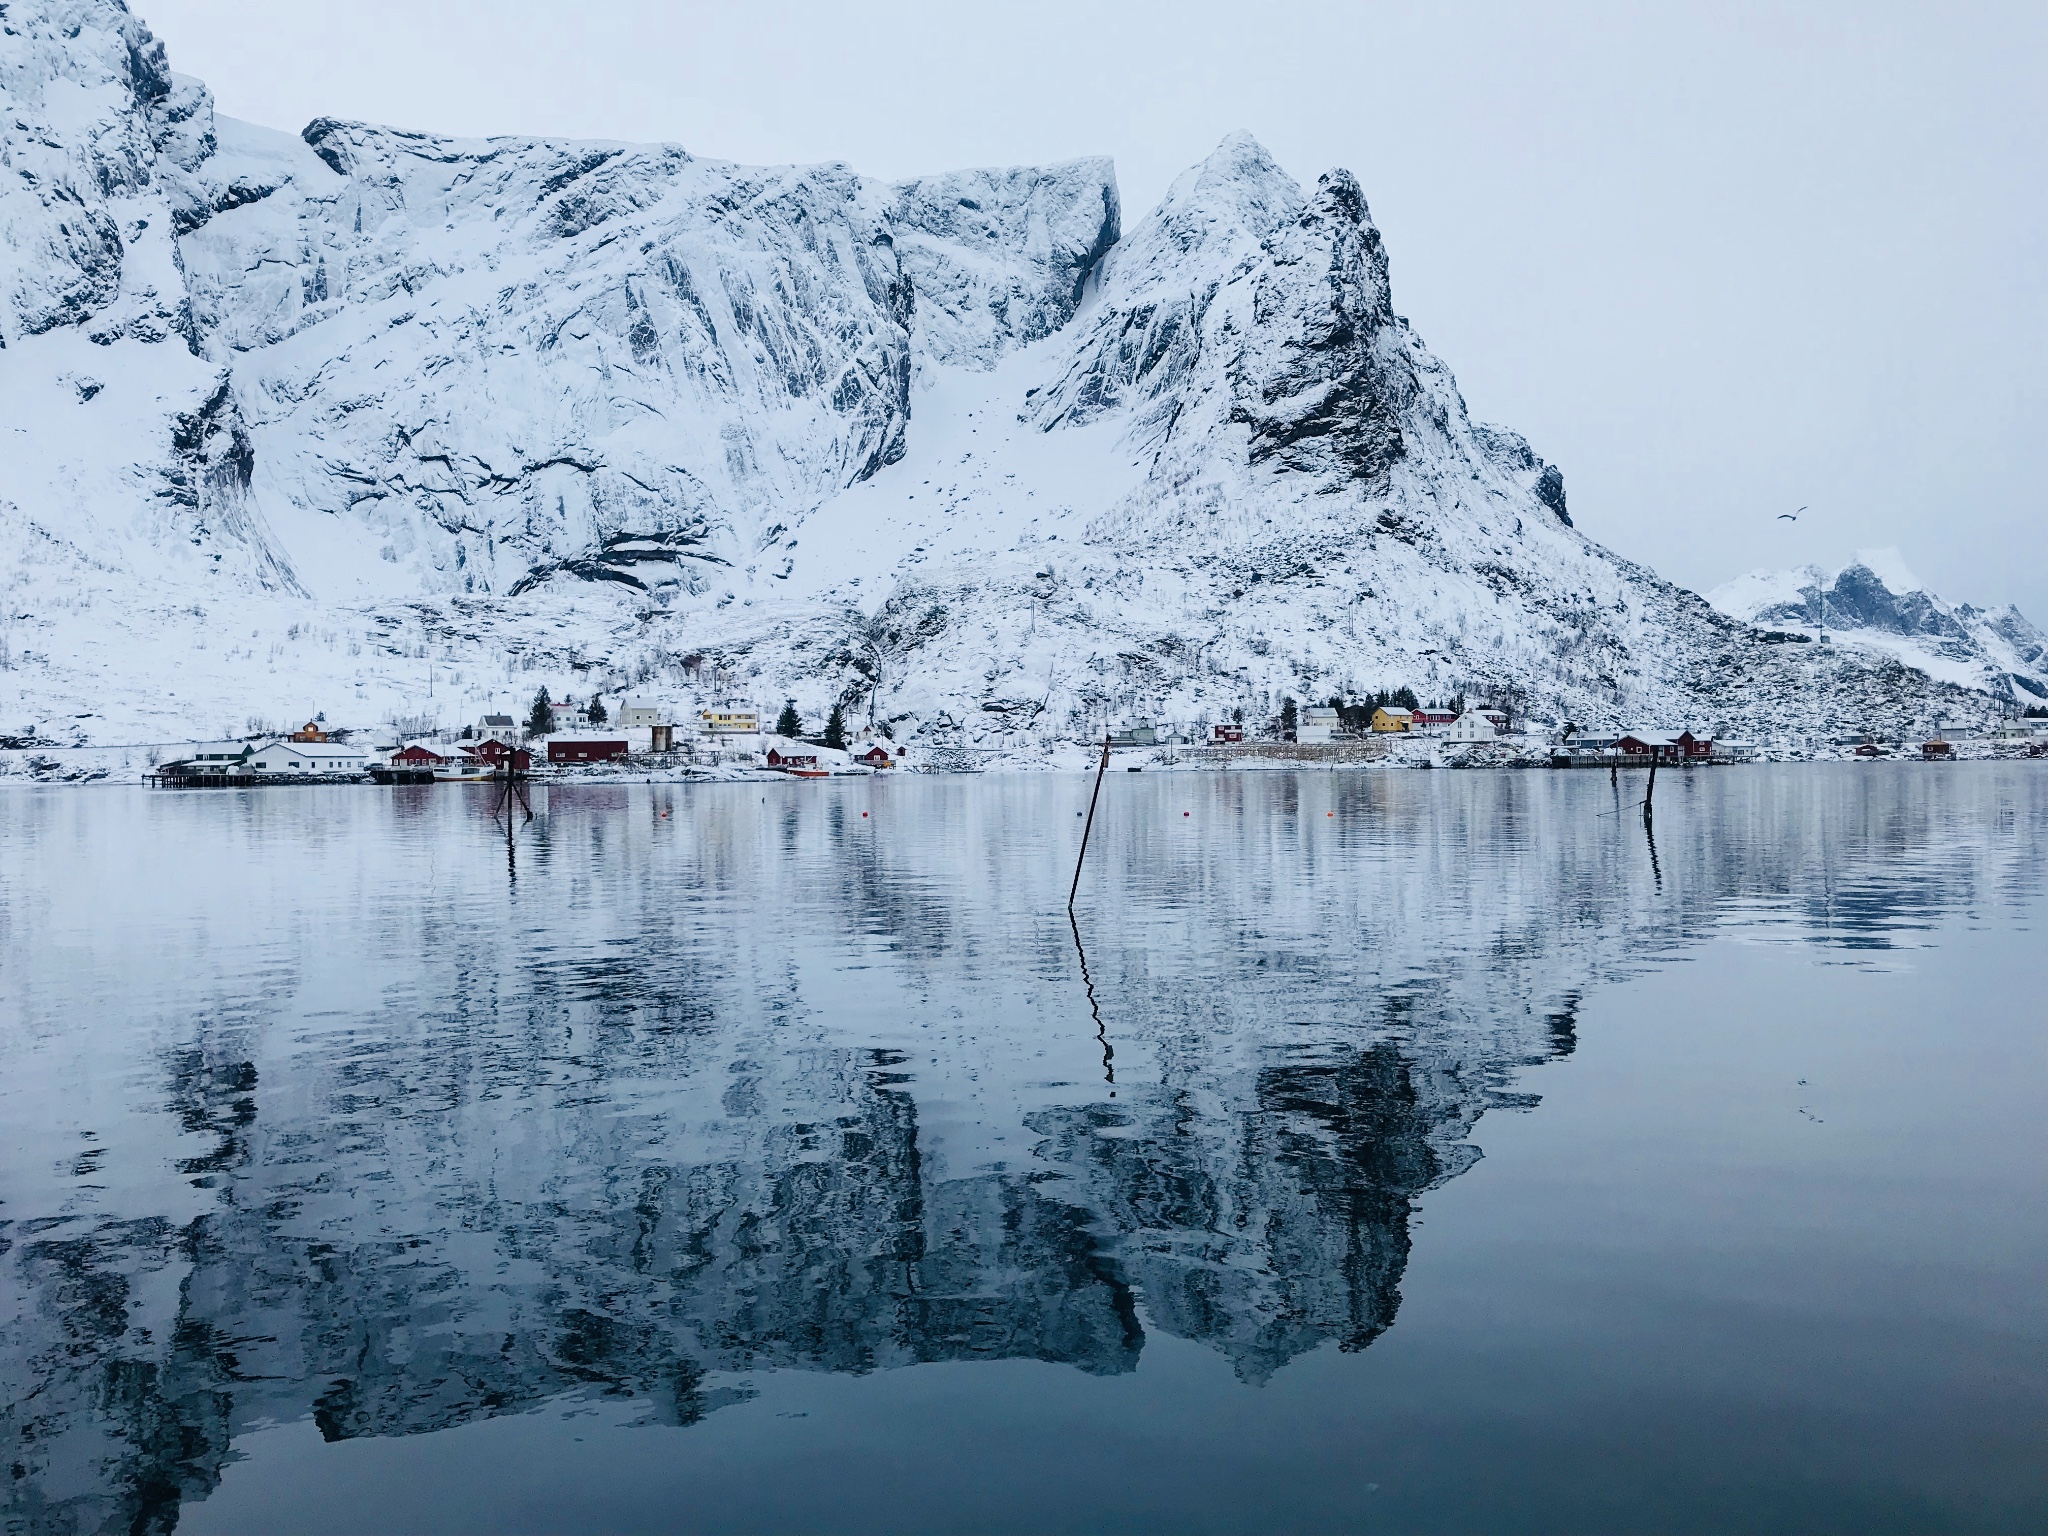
[4,742,2040,788]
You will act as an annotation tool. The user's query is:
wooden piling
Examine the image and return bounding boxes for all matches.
[1068,735,1112,912]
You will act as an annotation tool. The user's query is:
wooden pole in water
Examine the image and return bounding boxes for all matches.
[1643,755,1657,821]
[1068,734,1112,913]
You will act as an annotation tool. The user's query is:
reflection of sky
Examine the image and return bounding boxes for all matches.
[0,765,2042,1533]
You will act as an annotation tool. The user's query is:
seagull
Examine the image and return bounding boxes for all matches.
[1777,506,1807,521]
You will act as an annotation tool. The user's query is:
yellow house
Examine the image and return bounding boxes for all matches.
[1370,706,1414,733]
[699,708,760,736]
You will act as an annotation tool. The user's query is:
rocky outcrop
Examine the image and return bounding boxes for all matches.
[887,160,1120,369]
[1230,169,1415,488]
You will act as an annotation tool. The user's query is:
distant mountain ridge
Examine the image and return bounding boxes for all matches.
[0,0,2000,748]
[1709,550,2047,706]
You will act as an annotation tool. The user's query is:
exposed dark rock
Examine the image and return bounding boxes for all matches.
[1230,171,1416,490]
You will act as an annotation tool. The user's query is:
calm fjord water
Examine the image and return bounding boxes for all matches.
[2,765,2044,1535]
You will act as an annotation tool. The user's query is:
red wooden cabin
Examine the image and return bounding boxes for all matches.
[547,738,629,764]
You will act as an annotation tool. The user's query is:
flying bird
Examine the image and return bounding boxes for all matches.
[1777,506,1807,521]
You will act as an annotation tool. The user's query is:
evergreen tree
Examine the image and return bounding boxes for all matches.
[526,688,555,737]
[1279,696,1298,740]
[823,703,846,750]
[586,694,608,726]
[1393,685,1420,711]
[775,700,802,738]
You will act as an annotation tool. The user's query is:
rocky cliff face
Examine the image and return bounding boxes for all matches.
[0,1,2000,745]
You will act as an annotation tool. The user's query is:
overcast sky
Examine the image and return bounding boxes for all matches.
[141,0,2046,618]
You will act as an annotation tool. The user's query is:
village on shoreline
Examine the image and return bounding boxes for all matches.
[6,687,2045,788]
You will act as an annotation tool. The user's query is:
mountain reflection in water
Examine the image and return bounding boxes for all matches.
[1,766,2042,1535]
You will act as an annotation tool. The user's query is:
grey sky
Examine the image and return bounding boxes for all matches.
[141,0,2047,618]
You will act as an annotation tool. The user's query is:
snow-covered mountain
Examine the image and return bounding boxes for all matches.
[0,0,1997,749]
[1709,550,2047,707]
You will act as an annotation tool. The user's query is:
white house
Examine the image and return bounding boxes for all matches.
[614,703,673,751]
[243,737,368,776]
[1444,713,1499,744]
[1297,706,1344,744]
[475,713,518,741]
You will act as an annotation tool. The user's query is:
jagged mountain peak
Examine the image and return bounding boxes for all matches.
[1158,131,1301,227]
[1849,546,1923,594]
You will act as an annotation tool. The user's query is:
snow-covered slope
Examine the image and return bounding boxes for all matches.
[0,1,1999,750]
[1709,550,2047,706]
